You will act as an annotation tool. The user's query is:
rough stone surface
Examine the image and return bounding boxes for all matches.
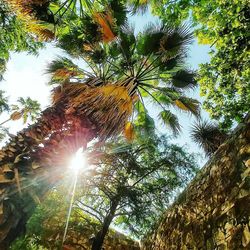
[41,209,140,250]
[142,115,250,250]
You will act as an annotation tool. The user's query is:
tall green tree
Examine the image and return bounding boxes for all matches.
[10,136,197,250]
[77,136,197,250]
[146,0,250,129]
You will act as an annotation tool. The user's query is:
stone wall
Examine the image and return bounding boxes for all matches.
[142,115,250,249]
[39,208,140,250]
[63,229,140,250]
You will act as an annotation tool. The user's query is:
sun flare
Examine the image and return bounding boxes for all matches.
[69,147,86,173]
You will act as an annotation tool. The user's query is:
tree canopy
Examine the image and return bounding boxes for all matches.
[45,7,200,139]
[150,0,250,129]
[0,1,44,80]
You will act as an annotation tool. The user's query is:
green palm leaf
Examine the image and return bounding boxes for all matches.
[172,70,197,89]
[158,110,181,135]
[46,57,83,84]
[137,23,193,57]
[191,120,228,156]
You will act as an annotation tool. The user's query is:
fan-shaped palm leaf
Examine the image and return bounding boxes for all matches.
[46,57,84,84]
[191,120,228,156]
[159,110,181,135]
[172,70,197,89]
[137,23,193,57]
[174,97,200,117]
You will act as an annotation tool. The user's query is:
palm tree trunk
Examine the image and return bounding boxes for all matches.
[0,106,65,164]
[0,171,54,249]
[0,106,96,248]
[91,198,120,250]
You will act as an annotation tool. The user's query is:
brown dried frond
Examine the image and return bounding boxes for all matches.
[70,85,134,139]
[51,83,136,140]
[6,0,54,41]
[124,122,135,141]
[52,68,78,80]
[94,10,116,43]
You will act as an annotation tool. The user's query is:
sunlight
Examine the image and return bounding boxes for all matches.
[62,147,87,246]
[68,147,86,174]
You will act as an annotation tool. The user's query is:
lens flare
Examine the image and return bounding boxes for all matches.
[62,147,86,246]
[68,147,86,173]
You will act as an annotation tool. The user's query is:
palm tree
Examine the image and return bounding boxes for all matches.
[191,120,228,156]
[46,13,199,139]
[0,97,41,126]
[0,2,199,247]
[6,0,55,41]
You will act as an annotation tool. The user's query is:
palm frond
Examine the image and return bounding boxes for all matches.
[137,22,193,58]
[158,110,181,136]
[191,120,228,156]
[57,15,100,57]
[151,91,172,107]
[83,45,107,64]
[117,25,136,71]
[134,100,155,137]
[159,24,193,56]
[108,0,127,27]
[7,0,54,41]
[159,54,184,71]
[174,97,200,117]
[50,0,93,18]
[128,0,149,15]
[124,122,135,141]
[93,10,116,43]
[137,23,164,56]
[171,70,197,89]
[46,57,82,84]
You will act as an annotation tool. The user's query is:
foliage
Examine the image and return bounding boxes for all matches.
[0,1,43,79]
[191,120,228,156]
[0,90,9,113]
[149,0,250,129]
[2,0,200,140]
[0,96,41,126]
[10,236,45,250]
[45,4,200,139]
[81,136,197,239]
[10,136,197,249]
[13,97,41,123]
[0,96,41,142]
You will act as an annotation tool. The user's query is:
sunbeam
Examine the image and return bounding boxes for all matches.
[62,147,87,247]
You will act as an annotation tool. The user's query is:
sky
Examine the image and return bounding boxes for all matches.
[0,11,211,167]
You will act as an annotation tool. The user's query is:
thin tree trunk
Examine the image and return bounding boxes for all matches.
[91,198,120,250]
